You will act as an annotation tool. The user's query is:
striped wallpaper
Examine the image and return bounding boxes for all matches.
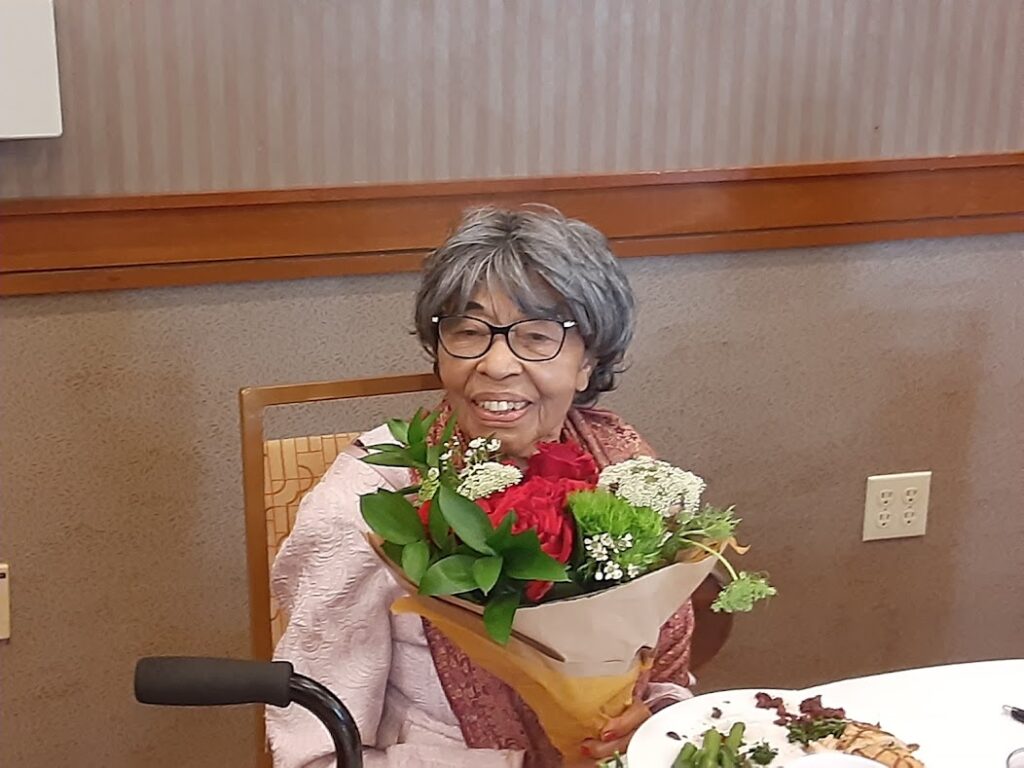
[1,0,1021,199]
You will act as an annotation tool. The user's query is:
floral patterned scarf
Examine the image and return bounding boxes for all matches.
[423,404,696,767]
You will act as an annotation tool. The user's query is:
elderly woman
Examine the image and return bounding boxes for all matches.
[268,207,694,768]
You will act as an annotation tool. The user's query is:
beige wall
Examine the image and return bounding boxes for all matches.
[2,234,1023,766]
[1,0,1022,198]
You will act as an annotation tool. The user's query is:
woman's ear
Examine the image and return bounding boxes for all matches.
[575,357,595,393]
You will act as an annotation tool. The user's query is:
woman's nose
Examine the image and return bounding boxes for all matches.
[476,335,523,379]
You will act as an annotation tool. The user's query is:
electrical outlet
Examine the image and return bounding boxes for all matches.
[863,471,931,541]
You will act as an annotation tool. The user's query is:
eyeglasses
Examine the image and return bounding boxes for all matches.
[432,315,577,362]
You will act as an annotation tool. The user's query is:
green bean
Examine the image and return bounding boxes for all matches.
[671,743,698,768]
[699,730,721,768]
[725,722,745,751]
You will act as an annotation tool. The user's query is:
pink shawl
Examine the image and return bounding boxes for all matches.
[423,406,695,767]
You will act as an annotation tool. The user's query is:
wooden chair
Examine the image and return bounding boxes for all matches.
[239,371,731,764]
[240,372,443,766]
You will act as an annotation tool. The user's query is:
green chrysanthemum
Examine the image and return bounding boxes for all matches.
[568,489,666,584]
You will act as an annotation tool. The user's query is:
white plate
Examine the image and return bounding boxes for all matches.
[787,757,882,768]
[625,689,881,767]
[627,662,1024,767]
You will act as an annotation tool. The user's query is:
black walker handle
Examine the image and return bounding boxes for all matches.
[135,657,362,768]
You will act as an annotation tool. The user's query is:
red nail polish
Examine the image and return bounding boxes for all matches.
[580,745,592,757]
[601,730,617,741]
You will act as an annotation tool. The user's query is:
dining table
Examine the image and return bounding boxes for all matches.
[626,658,1024,767]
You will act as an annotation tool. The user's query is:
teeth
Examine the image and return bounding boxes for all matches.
[480,400,527,413]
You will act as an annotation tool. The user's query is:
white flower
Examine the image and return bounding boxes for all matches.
[487,438,501,453]
[596,561,624,582]
[584,535,611,562]
[418,467,441,503]
[468,437,485,450]
[598,456,706,517]
[456,461,523,500]
[584,532,646,584]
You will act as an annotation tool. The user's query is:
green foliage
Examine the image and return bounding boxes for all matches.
[428,501,451,550]
[360,491,425,545]
[568,489,666,583]
[746,741,779,765]
[504,544,570,582]
[482,590,520,646]
[435,485,495,555]
[419,555,478,596]
[401,540,430,585]
[679,504,741,540]
[472,556,503,595]
[785,718,848,746]
[711,572,777,613]
[359,410,569,644]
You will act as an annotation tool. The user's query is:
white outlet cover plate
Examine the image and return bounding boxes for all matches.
[863,471,931,541]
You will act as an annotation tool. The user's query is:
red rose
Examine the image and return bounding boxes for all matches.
[478,475,584,602]
[526,441,599,485]
[417,499,432,528]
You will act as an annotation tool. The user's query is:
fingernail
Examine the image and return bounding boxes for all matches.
[600,729,617,741]
[580,745,592,757]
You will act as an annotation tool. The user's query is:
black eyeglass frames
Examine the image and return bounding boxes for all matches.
[432,315,577,362]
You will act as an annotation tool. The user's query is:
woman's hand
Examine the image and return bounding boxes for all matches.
[580,700,651,763]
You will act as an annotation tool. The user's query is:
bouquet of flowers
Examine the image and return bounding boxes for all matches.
[359,409,774,758]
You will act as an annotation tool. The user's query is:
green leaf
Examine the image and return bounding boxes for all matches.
[421,409,440,434]
[407,408,427,445]
[504,546,570,582]
[436,485,495,555]
[401,540,430,585]
[362,451,420,468]
[428,502,450,549]
[711,572,777,613]
[386,418,410,445]
[419,554,478,596]
[408,440,428,465]
[381,541,404,564]
[485,511,517,552]
[360,490,425,545]
[506,528,540,549]
[426,443,441,467]
[472,556,503,595]
[483,591,520,645]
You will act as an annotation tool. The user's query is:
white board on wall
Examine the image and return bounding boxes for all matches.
[0,0,62,139]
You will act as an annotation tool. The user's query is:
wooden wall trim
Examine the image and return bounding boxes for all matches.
[2,154,1022,296]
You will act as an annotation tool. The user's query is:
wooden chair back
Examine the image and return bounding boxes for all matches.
[239,372,442,767]
[239,372,442,663]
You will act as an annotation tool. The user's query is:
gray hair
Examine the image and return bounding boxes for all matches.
[414,206,635,405]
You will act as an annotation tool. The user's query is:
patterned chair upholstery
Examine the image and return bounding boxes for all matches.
[263,432,360,647]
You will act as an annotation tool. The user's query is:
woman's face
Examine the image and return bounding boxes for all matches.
[437,287,593,459]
